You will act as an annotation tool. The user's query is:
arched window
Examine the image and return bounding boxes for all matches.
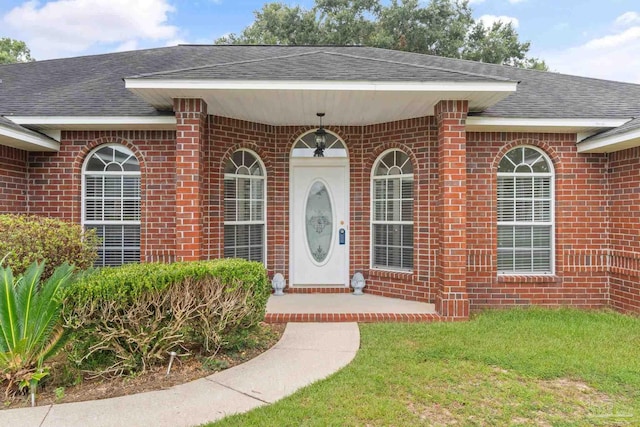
[224,150,266,262]
[83,145,141,266]
[371,149,413,271]
[497,146,554,274]
[291,131,347,158]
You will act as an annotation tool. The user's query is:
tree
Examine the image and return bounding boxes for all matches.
[217,0,547,70]
[216,3,323,45]
[374,0,474,57]
[0,38,34,64]
[315,0,380,46]
[463,20,547,69]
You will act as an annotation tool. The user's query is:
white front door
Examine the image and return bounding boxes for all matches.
[290,158,349,286]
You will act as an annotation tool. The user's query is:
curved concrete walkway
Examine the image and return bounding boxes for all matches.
[0,323,360,427]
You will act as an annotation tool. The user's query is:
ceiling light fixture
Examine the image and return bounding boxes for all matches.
[314,113,327,157]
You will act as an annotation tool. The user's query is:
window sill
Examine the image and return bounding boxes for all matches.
[369,268,413,280]
[497,274,560,284]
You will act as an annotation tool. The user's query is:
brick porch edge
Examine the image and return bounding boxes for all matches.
[264,312,443,323]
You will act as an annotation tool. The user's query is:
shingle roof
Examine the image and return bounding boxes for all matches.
[0,44,639,119]
[357,48,640,119]
[130,50,512,82]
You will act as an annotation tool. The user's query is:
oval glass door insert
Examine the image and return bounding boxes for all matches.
[305,181,333,263]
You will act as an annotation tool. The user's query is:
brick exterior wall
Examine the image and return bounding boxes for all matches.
[207,117,277,264]
[608,147,640,313]
[435,100,470,319]
[174,99,208,261]
[2,102,638,315]
[27,130,177,262]
[0,145,28,213]
[211,116,440,304]
[358,118,438,303]
[466,133,609,309]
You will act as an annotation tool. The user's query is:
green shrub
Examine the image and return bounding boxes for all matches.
[0,214,99,279]
[62,259,270,376]
[0,261,75,398]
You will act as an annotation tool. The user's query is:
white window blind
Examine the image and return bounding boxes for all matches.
[224,150,265,263]
[371,149,414,271]
[83,145,141,266]
[497,146,553,274]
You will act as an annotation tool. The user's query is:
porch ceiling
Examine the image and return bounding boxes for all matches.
[125,80,517,126]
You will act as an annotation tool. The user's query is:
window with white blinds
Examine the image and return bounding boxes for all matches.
[371,149,413,271]
[83,145,141,267]
[224,150,265,263]
[497,146,554,274]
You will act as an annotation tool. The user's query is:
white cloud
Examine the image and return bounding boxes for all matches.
[470,0,523,6]
[584,26,640,49]
[615,11,640,28]
[2,0,178,59]
[478,14,520,29]
[114,40,139,52]
[539,20,640,84]
[164,38,189,47]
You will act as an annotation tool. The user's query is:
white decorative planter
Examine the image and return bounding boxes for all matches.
[271,273,286,296]
[351,272,366,295]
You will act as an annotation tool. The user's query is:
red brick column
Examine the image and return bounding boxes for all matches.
[174,99,208,261]
[435,100,470,319]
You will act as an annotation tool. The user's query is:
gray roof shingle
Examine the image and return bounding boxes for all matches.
[130,50,512,82]
[0,44,639,119]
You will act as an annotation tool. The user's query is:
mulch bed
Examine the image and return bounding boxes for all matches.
[3,323,285,409]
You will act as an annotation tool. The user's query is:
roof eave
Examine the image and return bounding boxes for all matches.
[467,117,629,136]
[0,122,59,152]
[124,79,517,91]
[7,116,177,132]
[124,79,517,126]
[577,127,640,153]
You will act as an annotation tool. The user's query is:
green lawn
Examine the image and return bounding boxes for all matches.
[211,309,640,426]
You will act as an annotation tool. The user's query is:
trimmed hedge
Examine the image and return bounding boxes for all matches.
[64,259,270,311]
[0,214,99,278]
[62,259,271,375]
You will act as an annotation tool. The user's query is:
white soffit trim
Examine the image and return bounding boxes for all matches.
[8,116,177,131]
[125,79,517,126]
[0,124,60,152]
[124,79,518,92]
[466,117,628,133]
[577,128,640,153]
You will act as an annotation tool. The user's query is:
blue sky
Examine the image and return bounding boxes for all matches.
[2,0,639,83]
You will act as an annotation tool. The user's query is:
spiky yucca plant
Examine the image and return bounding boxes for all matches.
[0,260,74,398]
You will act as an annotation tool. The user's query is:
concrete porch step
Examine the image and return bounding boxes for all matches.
[265,293,440,323]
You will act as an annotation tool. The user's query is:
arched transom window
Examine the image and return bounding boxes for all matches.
[497,146,554,274]
[224,150,266,262]
[291,131,347,158]
[83,145,141,266]
[371,149,413,271]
